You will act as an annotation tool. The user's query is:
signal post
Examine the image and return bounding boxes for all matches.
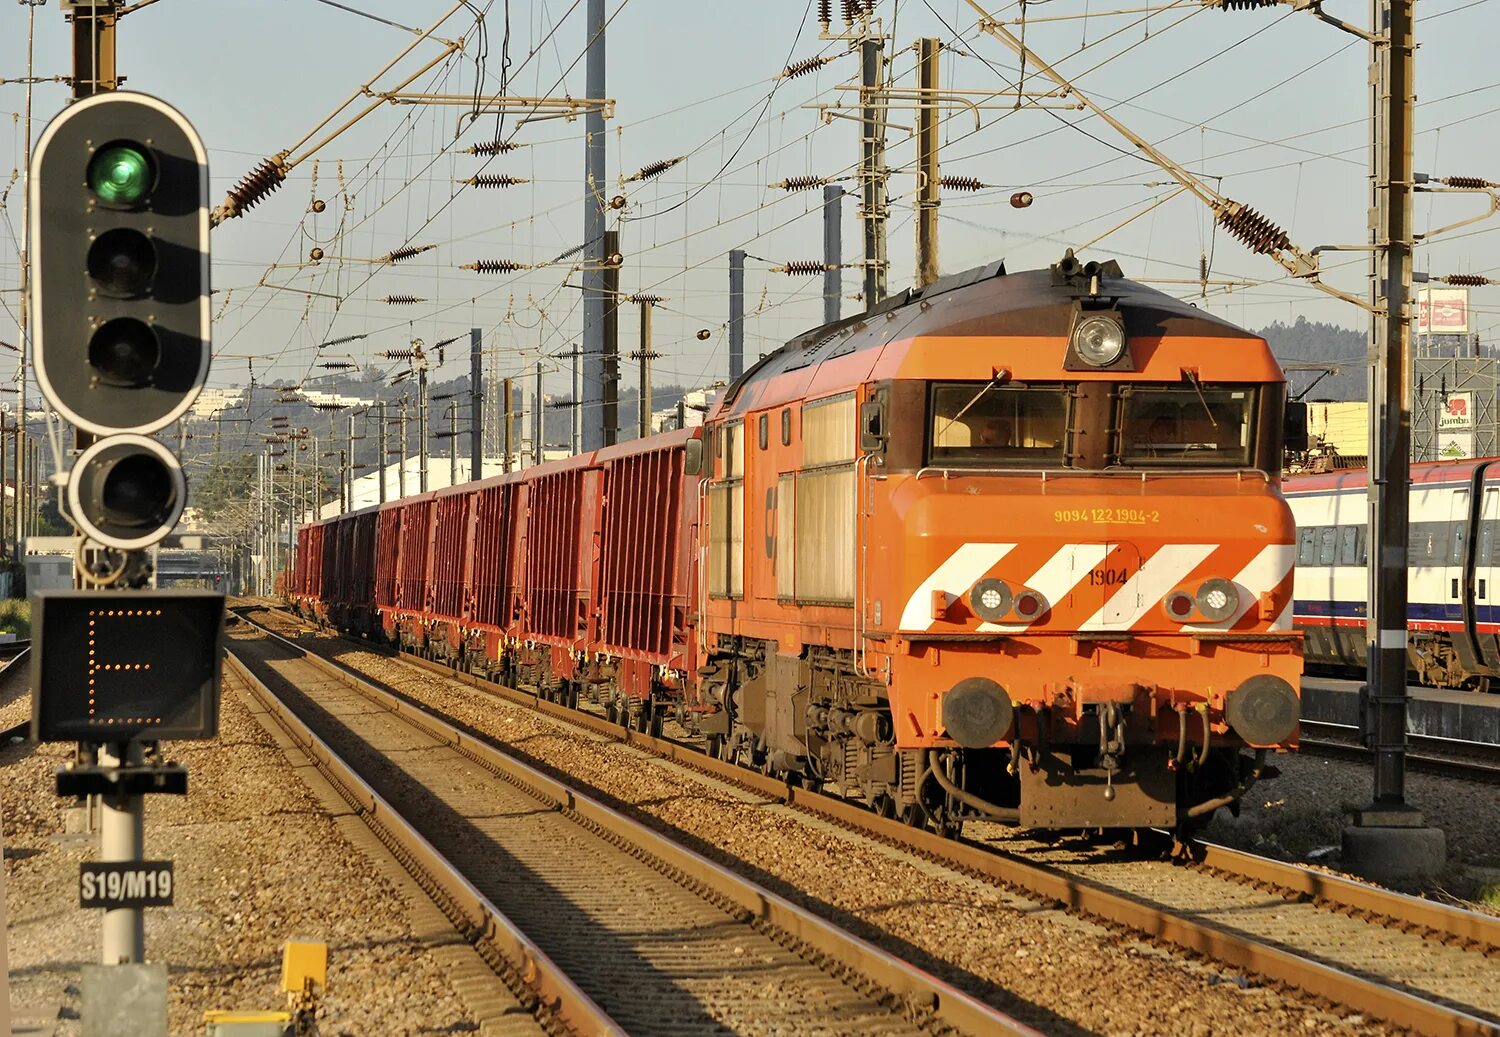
[27,90,222,1033]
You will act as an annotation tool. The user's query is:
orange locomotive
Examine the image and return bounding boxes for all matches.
[289,253,1302,834]
[695,253,1301,832]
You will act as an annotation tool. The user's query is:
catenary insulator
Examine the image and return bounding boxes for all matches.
[818,0,832,25]
[941,175,986,192]
[781,55,835,80]
[381,295,425,305]
[380,349,418,360]
[1010,191,1034,208]
[460,259,528,274]
[625,156,685,183]
[381,243,437,264]
[1213,0,1281,9]
[841,0,860,23]
[631,293,665,304]
[215,152,289,223]
[1440,273,1494,287]
[308,247,325,262]
[466,139,520,156]
[462,174,530,188]
[773,175,830,191]
[1441,176,1493,190]
[311,199,326,213]
[319,362,356,370]
[1216,203,1291,255]
[776,260,830,276]
[697,329,712,340]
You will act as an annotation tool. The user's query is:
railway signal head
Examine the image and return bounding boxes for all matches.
[29,92,210,436]
[67,435,186,551]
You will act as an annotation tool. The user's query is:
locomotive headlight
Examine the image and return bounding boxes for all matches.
[1071,313,1126,367]
[1194,578,1240,622]
[969,578,1012,621]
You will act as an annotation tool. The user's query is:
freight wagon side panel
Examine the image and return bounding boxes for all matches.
[351,511,379,627]
[431,492,471,621]
[374,508,400,608]
[525,469,585,643]
[599,444,686,663]
[398,499,434,614]
[472,483,519,631]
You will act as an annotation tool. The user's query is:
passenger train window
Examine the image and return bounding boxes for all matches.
[927,382,1067,466]
[1450,525,1467,565]
[1481,522,1496,565]
[1298,527,1317,565]
[1338,526,1359,566]
[759,413,769,450]
[1317,527,1338,566]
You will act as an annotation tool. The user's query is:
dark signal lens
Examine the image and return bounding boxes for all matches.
[88,318,161,386]
[100,453,176,528]
[87,228,157,297]
[87,142,155,207]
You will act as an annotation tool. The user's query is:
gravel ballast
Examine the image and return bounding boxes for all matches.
[257,611,1393,1036]
[2,682,481,1036]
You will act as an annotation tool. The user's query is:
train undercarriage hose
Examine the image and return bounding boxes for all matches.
[926,750,1021,824]
[1183,748,1268,818]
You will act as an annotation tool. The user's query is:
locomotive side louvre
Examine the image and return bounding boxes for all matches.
[1288,458,1500,689]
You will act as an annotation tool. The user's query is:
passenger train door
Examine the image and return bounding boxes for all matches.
[1457,461,1498,675]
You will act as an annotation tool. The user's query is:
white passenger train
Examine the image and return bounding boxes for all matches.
[1284,458,1500,690]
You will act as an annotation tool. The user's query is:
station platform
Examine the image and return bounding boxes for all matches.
[1301,677,1500,744]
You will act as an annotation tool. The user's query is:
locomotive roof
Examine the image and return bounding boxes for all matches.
[713,258,1271,420]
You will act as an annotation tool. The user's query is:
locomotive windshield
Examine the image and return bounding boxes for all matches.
[928,382,1068,466]
[920,380,1267,470]
[1116,385,1257,467]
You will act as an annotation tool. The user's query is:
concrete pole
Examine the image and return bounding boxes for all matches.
[534,361,544,462]
[570,347,582,454]
[581,0,607,451]
[823,185,842,325]
[345,412,355,511]
[603,230,620,447]
[1347,0,1443,878]
[418,363,429,493]
[502,377,513,472]
[676,397,687,431]
[469,328,483,480]
[729,249,746,380]
[915,37,941,289]
[378,401,387,503]
[397,404,407,498]
[638,301,654,438]
[449,402,458,486]
[99,743,145,964]
[860,34,888,306]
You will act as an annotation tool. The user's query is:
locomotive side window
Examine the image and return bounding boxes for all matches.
[707,421,746,599]
[1117,385,1256,466]
[927,383,1067,466]
[795,394,856,604]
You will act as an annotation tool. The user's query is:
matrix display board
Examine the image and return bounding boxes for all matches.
[31,591,224,743]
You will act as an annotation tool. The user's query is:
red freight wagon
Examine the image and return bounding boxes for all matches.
[593,429,700,724]
[460,473,526,680]
[428,484,476,660]
[346,508,379,634]
[390,494,436,647]
[513,456,598,697]
[374,504,401,613]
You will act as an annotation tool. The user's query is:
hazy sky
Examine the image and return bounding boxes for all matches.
[1,0,1496,403]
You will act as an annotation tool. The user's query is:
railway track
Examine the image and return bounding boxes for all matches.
[237,603,1500,1037]
[224,620,1034,1037]
[1299,718,1500,784]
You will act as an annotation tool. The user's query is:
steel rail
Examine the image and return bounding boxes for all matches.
[239,605,1500,1037]
[227,619,1039,1037]
[223,653,623,1037]
[1299,718,1500,785]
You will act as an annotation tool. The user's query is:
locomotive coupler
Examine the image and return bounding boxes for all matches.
[1097,701,1128,801]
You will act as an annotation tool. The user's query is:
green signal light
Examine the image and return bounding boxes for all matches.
[87,143,154,206]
